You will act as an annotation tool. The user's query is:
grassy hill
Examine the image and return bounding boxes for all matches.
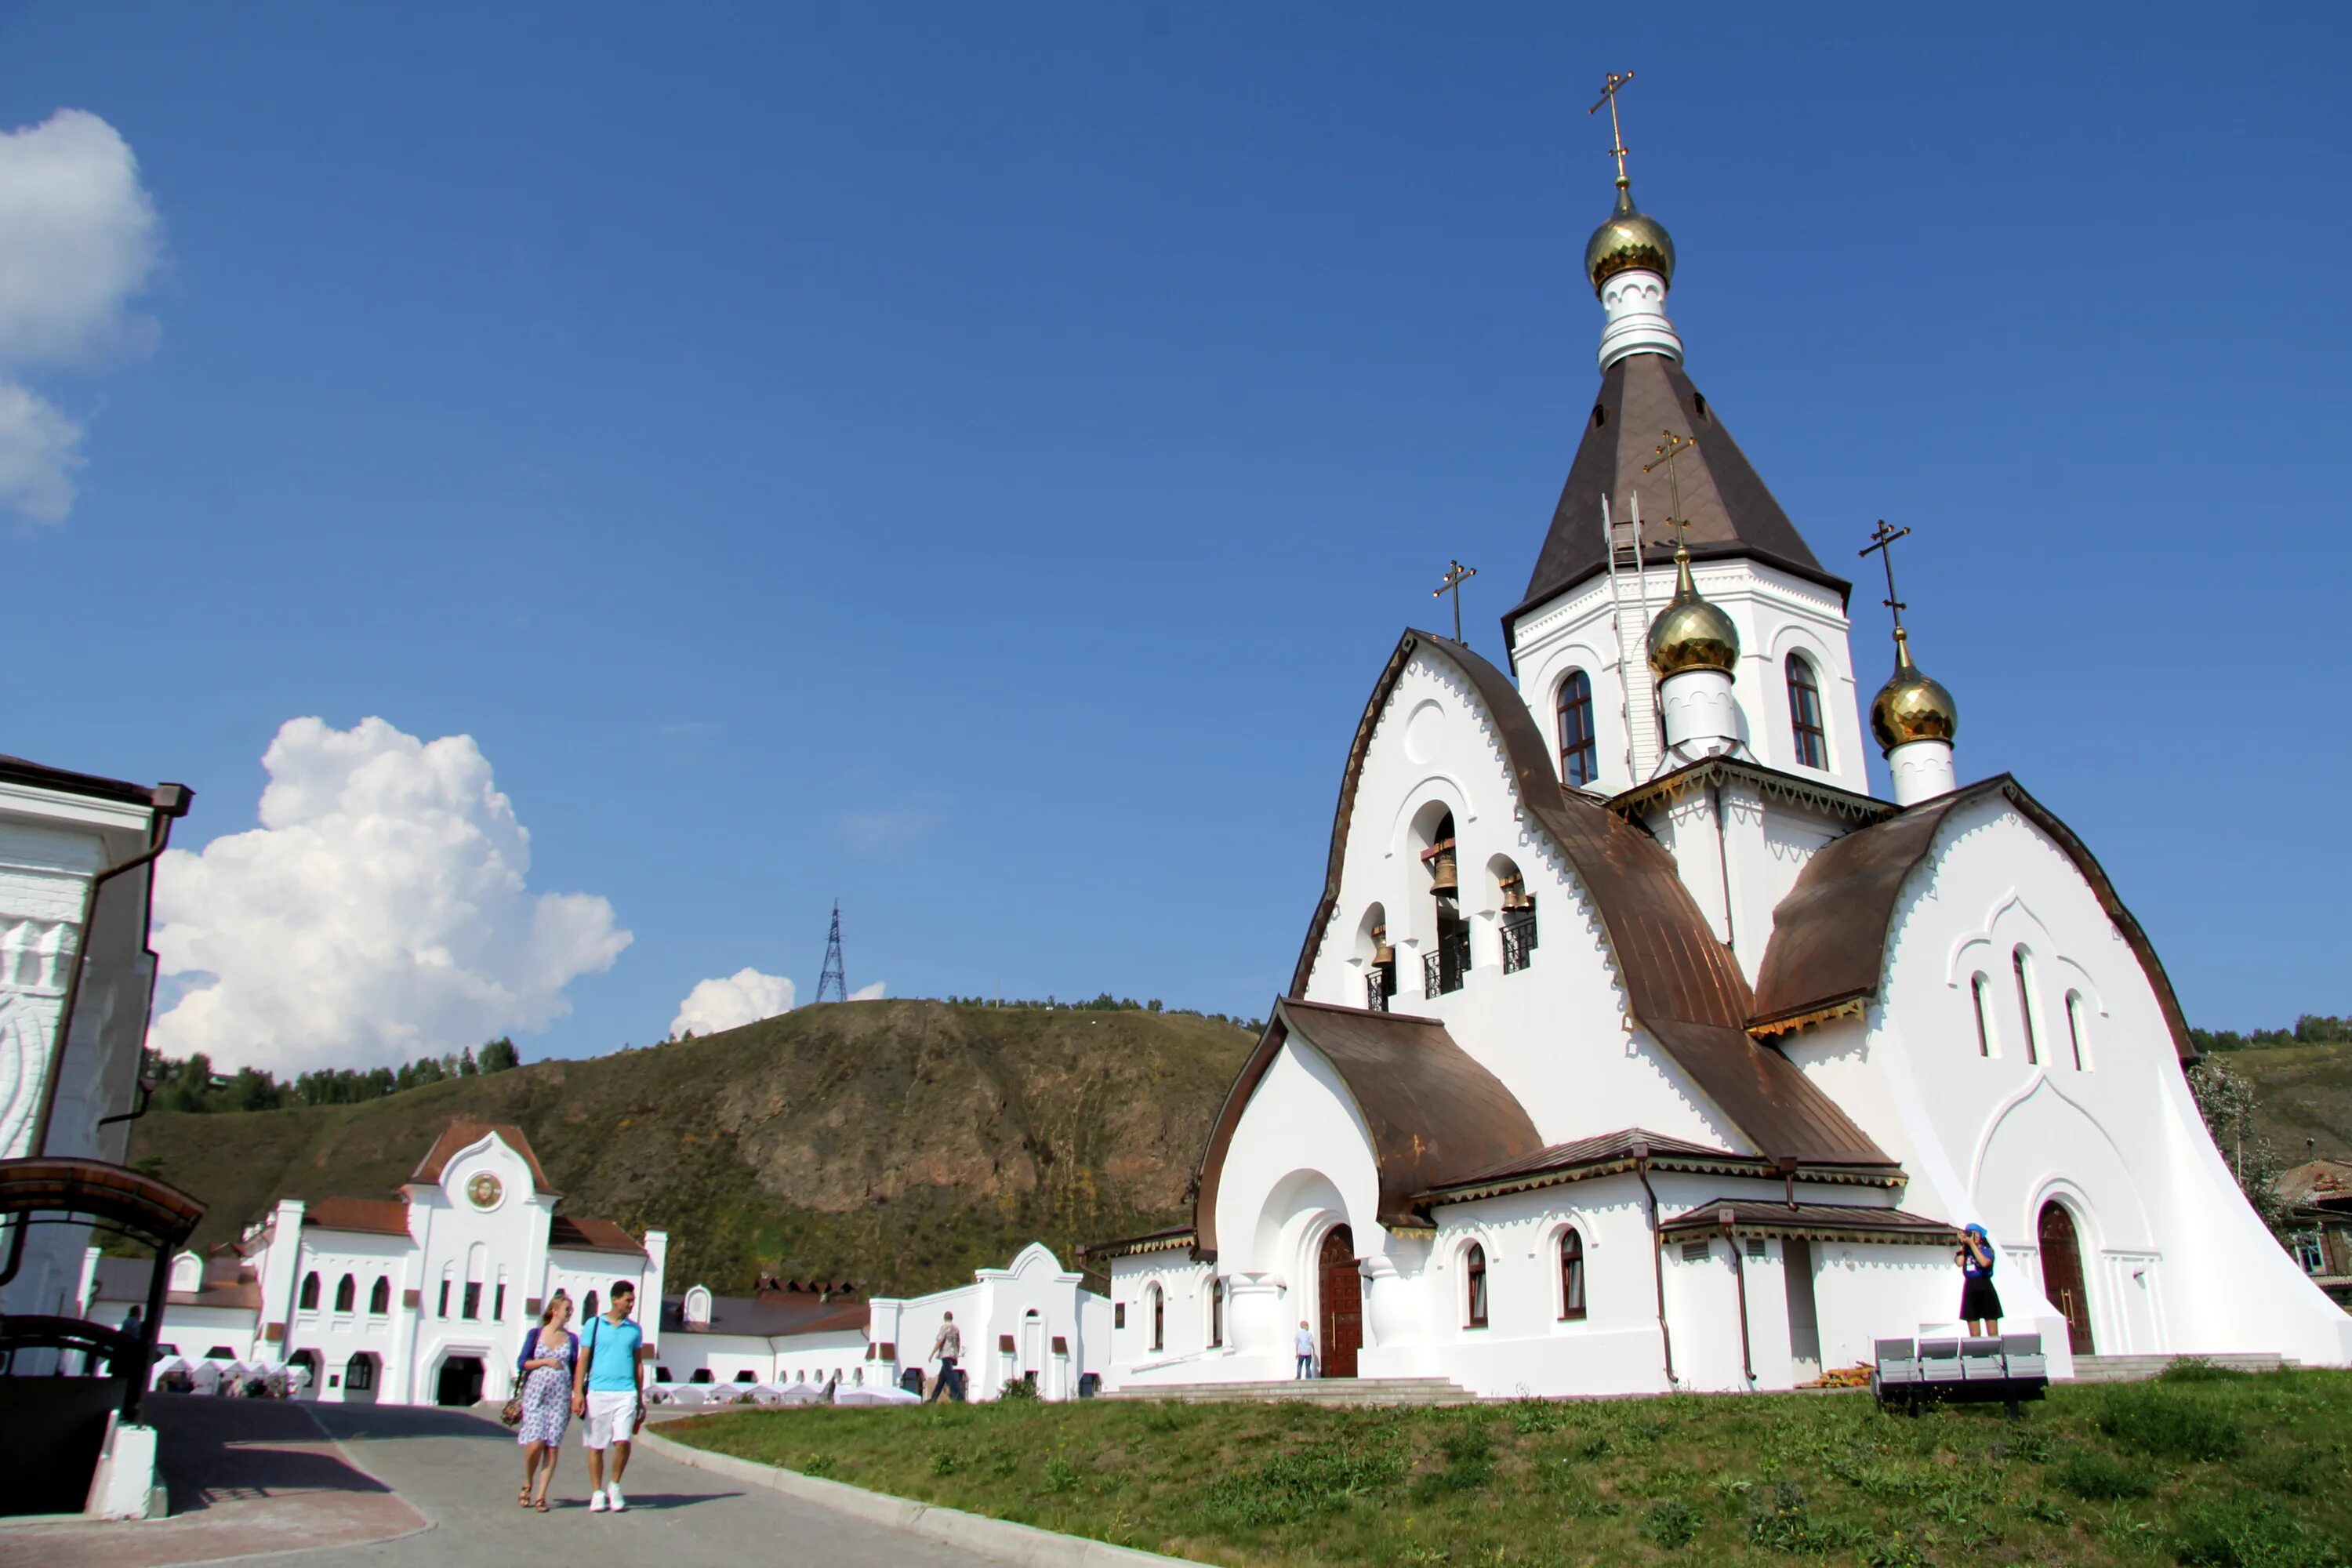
[2229,1040,2352,1163]
[128,1000,1253,1298]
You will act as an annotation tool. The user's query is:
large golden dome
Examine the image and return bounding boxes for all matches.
[1585,183,1676,296]
[1647,547,1738,679]
[1870,630,1958,750]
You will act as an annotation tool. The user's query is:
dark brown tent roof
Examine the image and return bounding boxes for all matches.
[548,1216,644,1256]
[1505,353,1846,640]
[1190,998,1542,1251]
[1658,1197,1955,1246]
[305,1196,412,1236]
[1749,775,2196,1063]
[1416,1127,1901,1208]
[1287,630,1893,1172]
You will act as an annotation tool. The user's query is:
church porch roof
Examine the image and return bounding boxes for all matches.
[1658,1197,1955,1247]
[1609,756,1892,829]
[1077,1225,1198,1264]
[1415,1128,1904,1209]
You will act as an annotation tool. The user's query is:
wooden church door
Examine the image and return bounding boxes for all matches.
[2037,1202,2096,1356]
[1318,1226,1362,1378]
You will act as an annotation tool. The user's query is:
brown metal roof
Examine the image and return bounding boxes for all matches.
[548,1216,643,1256]
[408,1120,558,1195]
[1610,756,1891,829]
[1506,353,1847,640]
[0,755,190,814]
[0,1157,205,1248]
[1190,998,1542,1251]
[1748,775,2197,1062]
[662,1294,868,1338]
[1077,1225,1198,1262]
[304,1196,411,1236]
[1290,631,1892,1170]
[1658,1197,1955,1246]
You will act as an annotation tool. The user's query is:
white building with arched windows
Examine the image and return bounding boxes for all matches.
[1087,165,2352,1399]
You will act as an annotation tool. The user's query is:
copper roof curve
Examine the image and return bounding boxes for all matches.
[1749,774,2196,1063]
[1287,630,1892,1171]
[1189,997,1543,1254]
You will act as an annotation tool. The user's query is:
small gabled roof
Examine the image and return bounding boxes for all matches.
[1507,353,1846,641]
[548,1216,643,1256]
[409,1121,558,1196]
[1190,998,1543,1251]
[1287,630,1893,1172]
[1412,1128,1902,1210]
[304,1197,411,1236]
[1748,775,2197,1062]
[1658,1197,1955,1247]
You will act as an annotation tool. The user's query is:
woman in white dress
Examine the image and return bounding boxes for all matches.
[515,1295,579,1512]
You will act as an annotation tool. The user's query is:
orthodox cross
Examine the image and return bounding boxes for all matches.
[1641,429,1697,554]
[1589,70,1635,187]
[1858,519,1914,631]
[1432,559,1479,642]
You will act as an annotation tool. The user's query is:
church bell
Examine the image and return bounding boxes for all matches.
[1372,923,1396,965]
[1422,839,1459,899]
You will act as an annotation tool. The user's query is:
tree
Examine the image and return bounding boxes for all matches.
[477,1037,520,1073]
[2187,1055,2289,1238]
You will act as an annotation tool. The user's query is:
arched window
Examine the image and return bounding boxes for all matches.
[1559,1229,1587,1322]
[2012,947,2040,1065]
[333,1274,356,1313]
[2065,991,2090,1070]
[1209,1277,1224,1348]
[1149,1283,1165,1352]
[1557,670,1598,787]
[298,1272,320,1311]
[368,1276,390,1315]
[1969,974,1995,1057]
[344,1354,376,1393]
[583,1290,599,1320]
[1420,808,1467,997]
[1465,1243,1489,1329]
[1494,856,1538,975]
[690,1368,713,1384]
[1787,655,1828,769]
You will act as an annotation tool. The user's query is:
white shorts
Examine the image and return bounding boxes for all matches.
[583,1388,641,1450]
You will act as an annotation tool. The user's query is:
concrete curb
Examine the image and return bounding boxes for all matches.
[637,1427,1192,1566]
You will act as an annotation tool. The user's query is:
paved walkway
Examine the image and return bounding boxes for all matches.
[3,1399,1002,1568]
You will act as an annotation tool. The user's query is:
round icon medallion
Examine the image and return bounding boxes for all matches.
[466,1172,503,1210]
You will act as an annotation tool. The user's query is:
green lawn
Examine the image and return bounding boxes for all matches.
[666,1366,2352,1567]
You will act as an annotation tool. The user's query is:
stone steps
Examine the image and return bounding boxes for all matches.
[2067,1352,2297,1383]
[1105,1377,1474,1406]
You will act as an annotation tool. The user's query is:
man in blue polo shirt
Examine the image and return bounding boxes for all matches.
[572,1279,647,1513]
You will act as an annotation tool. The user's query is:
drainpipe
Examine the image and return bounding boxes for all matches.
[1633,1143,1675,1387]
[1778,1156,1799,1210]
[1709,782,1736,953]
[31,783,193,1157]
[1721,1207,1755,1387]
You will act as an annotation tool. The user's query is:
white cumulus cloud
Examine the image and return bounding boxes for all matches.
[848,982,887,1002]
[151,717,632,1075]
[670,968,795,1038]
[0,107,163,527]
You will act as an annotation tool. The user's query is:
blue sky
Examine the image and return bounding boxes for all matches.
[5,4,2347,1069]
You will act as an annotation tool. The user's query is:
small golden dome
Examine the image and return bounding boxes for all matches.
[1646,546,1738,679]
[1585,183,1676,296]
[1870,630,1959,751]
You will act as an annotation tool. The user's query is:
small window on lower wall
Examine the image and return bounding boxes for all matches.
[1465,1243,1489,1328]
[689,1369,712,1384]
[1114,1302,1126,1329]
[1559,1229,1587,1321]
[655,1367,673,1383]
[1680,1240,1711,1264]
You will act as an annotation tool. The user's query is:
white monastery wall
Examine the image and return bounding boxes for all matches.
[869,1243,1104,1400]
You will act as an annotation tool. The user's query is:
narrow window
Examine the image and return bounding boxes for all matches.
[2013,948,2040,1064]
[1209,1278,1224,1348]
[1465,1243,1489,1328]
[368,1276,390,1315]
[437,1278,452,1318]
[299,1272,320,1311]
[333,1274,356,1313]
[1557,670,1599,787]
[1149,1284,1165,1352]
[1787,655,1828,769]
[1114,1302,1126,1330]
[494,1283,507,1321]
[2065,991,2089,1070]
[1970,974,1995,1057]
[583,1290,599,1319]
[345,1355,375,1393]
[1559,1229,1587,1321]
[463,1282,481,1319]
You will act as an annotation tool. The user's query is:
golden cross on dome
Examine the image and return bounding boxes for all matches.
[1641,429,1697,554]
[1432,559,1479,642]
[1859,519,1914,630]
[1589,70,1636,188]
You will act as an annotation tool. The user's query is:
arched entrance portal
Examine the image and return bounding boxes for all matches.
[2037,1202,2095,1356]
[435,1356,486,1407]
[1317,1226,1362,1379]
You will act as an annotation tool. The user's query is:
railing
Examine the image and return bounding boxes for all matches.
[1366,969,1390,1013]
[1501,914,1539,975]
[1422,929,1471,996]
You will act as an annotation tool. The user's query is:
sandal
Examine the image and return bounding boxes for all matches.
[518,1486,533,1508]
[535,1497,550,1512]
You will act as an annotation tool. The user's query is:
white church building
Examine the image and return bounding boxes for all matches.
[1089,158,2352,1399]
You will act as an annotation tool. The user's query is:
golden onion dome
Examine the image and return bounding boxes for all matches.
[1646,546,1739,680]
[1585,183,1676,296]
[1870,630,1959,751]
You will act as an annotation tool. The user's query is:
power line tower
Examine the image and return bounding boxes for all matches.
[815,900,848,1004]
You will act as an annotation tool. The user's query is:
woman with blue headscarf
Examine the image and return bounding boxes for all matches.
[1955,1224,2003,1336]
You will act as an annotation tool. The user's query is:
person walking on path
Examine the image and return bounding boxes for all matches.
[1294,1320,1316,1379]
[1956,1224,2004,1338]
[515,1295,578,1512]
[572,1280,647,1513]
[926,1312,963,1403]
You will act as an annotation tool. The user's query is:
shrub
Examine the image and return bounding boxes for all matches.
[2094,1387,2247,1462]
[2160,1357,2252,1385]
[1642,1498,1703,1549]
[2049,1449,2157,1501]
[2170,1498,2348,1568]
[997,1377,1040,1403]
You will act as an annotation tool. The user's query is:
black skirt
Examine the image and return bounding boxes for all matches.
[1960,1274,2005,1322]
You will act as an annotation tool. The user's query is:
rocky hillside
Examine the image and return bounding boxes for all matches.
[2230,1040,2352,1165]
[129,1000,1253,1297]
